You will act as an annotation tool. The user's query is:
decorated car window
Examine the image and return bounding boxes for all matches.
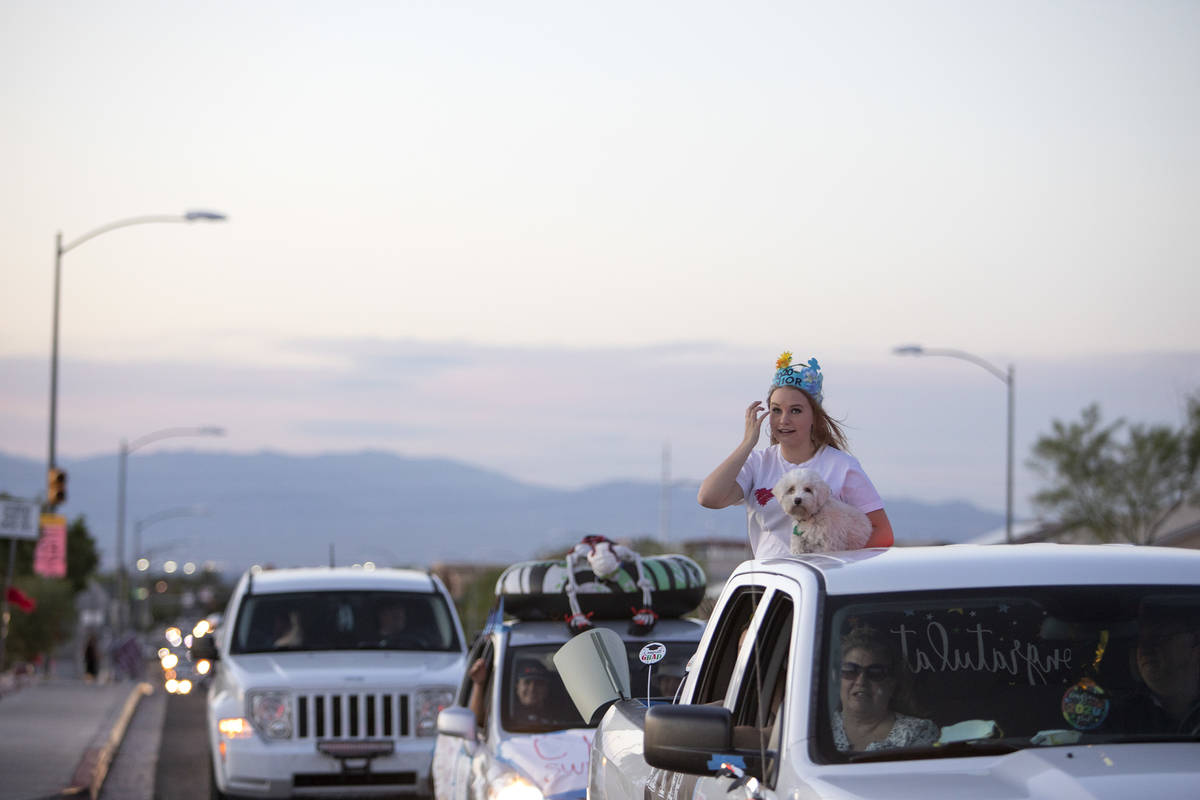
[814,586,1200,762]
[629,639,697,702]
[501,640,696,733]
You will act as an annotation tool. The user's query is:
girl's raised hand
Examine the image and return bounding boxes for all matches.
[743,401,767,447]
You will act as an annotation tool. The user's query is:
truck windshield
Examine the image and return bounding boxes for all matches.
[815,585,1200,762]
[230,590,461,654]
[502,639,694,733]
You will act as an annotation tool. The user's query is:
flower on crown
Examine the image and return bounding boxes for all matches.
[770,352,824,405]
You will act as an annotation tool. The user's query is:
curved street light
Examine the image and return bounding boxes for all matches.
[134,505,209,567]
[46,210,227,498]
[117,426,225,631]
[136,537,196,573]
[893,345,1015,544]
[133,506,209,630]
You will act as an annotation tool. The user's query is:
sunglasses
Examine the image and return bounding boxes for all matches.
[840,661,893,681]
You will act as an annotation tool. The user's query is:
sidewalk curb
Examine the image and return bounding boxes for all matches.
[63,682,152,799]
[0,670,40,700]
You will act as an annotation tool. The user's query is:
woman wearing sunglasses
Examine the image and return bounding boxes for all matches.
[833,625,938,752]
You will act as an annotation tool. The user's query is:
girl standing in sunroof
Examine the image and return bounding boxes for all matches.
[698,351,894,557]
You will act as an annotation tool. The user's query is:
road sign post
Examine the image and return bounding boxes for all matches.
[0,499,44,670]
[0,499,40,541]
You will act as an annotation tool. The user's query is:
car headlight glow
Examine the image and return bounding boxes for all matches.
[414,687,455,737]
[247,690,293,739]
[218,717,255,739]
[488,773,544,800]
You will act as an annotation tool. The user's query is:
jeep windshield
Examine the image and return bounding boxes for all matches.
[816,585,1200,762]
[502,639,694,733]
[230,590,462,654]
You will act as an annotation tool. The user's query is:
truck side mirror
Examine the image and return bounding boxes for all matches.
[644,705,733,774]
[437,707,477,741]
[553,628,631,724]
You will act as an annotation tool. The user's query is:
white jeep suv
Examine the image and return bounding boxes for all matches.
[194,566,467,799]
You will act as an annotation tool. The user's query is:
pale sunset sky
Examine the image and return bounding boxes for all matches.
[3,1,1198,518]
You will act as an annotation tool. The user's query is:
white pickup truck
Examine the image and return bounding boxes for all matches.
[556,545,1200,800]
[193,566,467,799]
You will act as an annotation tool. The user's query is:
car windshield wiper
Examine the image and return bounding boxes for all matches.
[848,739,1022,763]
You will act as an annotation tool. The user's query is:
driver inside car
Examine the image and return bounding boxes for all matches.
[509,660,555,726]
[272,609,304,649]
[1110,603,1200,736]
[377,601,409,643]
[832,625,938,752]
[467,657,559,730]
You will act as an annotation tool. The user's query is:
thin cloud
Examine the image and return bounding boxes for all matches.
[2,342,1197,519]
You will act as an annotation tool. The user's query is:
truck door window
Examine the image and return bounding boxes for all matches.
[694,587,762,705]
[731,593,793,781]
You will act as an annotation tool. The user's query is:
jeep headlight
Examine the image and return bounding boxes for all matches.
[247,690,293,739]
[218,716,254,739]
[414,687,455,737]
[488,773,544,800]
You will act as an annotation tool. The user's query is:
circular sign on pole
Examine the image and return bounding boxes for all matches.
[639,642,666,665]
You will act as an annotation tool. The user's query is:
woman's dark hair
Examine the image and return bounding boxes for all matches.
[767,386,850,452]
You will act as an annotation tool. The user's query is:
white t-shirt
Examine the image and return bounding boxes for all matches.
[736,445,884,558]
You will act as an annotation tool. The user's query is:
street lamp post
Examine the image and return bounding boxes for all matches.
[117,427,224,631]
[133,507,208,630]
[46,211,226,499]
[893,345,1015,544]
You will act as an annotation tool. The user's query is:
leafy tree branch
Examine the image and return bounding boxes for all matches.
[1028,394,1200,544]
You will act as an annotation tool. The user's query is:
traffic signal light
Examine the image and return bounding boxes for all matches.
[47,467,67,507]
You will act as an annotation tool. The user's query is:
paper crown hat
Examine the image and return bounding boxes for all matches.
[770,351,823,405]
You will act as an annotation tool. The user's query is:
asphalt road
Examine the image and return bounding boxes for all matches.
[101,687,210,800]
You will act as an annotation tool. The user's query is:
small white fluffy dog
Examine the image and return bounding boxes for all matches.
[772,468,872,554]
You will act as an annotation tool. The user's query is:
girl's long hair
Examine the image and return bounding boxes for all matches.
[767,386,850,452]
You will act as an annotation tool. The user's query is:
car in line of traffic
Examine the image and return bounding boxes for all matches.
[434,550,709,800]
[193,565,467,800]
[557,544,1200,800]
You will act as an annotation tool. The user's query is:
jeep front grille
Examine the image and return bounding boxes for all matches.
[296,693,410,739]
